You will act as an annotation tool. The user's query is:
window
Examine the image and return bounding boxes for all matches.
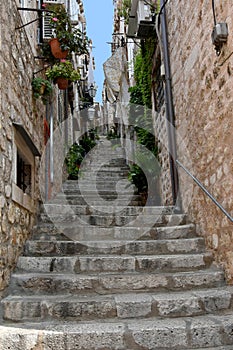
[12,124,40,212]
[16,150,32,195]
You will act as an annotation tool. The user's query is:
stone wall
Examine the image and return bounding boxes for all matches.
[0,1,45,292]
[164,0,233,282]
[153,105,173,206]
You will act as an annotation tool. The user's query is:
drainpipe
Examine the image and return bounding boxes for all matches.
[160,0,182,212]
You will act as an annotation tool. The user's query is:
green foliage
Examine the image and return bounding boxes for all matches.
[65,135,97,180]
[107,126,119,140]
[40,42,58,64]
[80,136,96,152]
[44,3,88,55]
[46,61,80,81]
[128,37,158,194]
[128,164,147,192]
[133,38,156,108]
[128,85,143,106]
[65,143,85,180]
[31,77,53,103]
[118,0,131,24]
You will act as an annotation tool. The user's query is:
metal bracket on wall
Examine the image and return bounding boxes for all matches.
[16,8,52,30]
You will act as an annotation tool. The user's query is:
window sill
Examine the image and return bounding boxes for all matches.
[12,183,35,213]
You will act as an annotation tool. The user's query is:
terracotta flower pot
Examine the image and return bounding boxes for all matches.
[49,38,68,59]
[56,77,69,90]
[39,83,46,95]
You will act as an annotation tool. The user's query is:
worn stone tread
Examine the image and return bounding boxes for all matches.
[42,204,174,216]
[0,314,233,349]
[1,138,233,349]
[10,269,225,296]
[24,238,206,256]
[16,252,213,274]
[32,223,197,240]
[2,287,233,322]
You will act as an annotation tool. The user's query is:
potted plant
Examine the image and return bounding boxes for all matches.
[44,4,88,58]
[45,60,80,89]
[31,77,53,103]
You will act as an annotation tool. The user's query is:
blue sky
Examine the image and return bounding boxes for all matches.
[83,0,114,102]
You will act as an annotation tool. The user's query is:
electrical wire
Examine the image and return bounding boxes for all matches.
[158,0,170,17]
[143,0,156,10]
[212,0,217,25]
[155,12,164,62]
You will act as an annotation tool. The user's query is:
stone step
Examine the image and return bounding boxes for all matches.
[24,237,205,257]
[62,177,135,186]
[37,213,185,231]
[2,287,233,322]
[41,204,174,216]
[56,188,139,198]
[9,269,225,295]
[62,184,136,192]
[16,253,213,274]
[78,171,130,178]
[52,191,144,207]
[0,314,232,349]
[50,197,144,206]
[79,164,130,170]
[38,213,187,228]
[32,223,196,240]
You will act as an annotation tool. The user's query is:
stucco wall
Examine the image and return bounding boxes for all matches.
[0,0,45,291]
[165,0,233,282]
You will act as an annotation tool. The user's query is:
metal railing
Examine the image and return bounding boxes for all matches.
[176,160,233,223]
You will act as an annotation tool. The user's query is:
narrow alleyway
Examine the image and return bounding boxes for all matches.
[0,137,233,349]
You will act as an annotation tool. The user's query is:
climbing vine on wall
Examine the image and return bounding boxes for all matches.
[128,37,159,198]
[117,0,131,24]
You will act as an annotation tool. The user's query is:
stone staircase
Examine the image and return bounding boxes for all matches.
[0,138,233,350]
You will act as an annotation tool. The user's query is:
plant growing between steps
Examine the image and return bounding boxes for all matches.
[65,133,97,180]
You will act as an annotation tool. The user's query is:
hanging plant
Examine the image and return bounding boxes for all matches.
[46,60,80,89]
[44,3,89,57]
[31,77,53,103]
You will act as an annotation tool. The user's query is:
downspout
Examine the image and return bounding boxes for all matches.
[160,0,182,211]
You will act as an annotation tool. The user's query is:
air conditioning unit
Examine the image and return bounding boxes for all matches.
[127,0,154,39]
[42,1,67,41]
[43,0,66,4]
[136,0,154,38]
[137,0,152,22]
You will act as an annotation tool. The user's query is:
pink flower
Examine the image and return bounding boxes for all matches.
[42,4,47,8]
[52,17,58,22]
[60,59,66,63]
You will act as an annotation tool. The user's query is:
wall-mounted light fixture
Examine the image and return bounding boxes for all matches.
[88,83,97,99]
[211,0,228,55]
[212,23,228,56]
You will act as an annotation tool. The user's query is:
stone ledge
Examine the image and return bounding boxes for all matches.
[12,183,35,213]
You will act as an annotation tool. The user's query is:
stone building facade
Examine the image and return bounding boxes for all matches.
[0,0,92,293]
[125,0,232,282]
[156,0,233,282]
[0,0,44,292]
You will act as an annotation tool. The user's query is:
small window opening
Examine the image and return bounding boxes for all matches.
[17,150,32,195]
